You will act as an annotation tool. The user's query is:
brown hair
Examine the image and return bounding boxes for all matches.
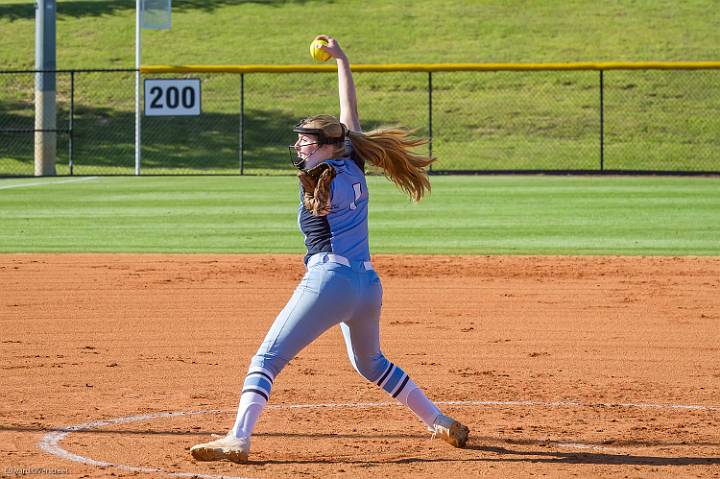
[298,114,435,202]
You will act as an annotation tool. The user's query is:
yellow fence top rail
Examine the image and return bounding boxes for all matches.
[141,61,720,74]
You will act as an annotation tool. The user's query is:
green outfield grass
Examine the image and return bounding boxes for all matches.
[1,175,719,255]
[1,1,719,174]
[2,0,719,68]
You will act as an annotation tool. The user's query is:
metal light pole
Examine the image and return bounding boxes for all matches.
[135,0,142,175]
[135,0,171,175]
[34,0,57,176]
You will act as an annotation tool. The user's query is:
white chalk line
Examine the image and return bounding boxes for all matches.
[0,176,98,190]
[265,399,720,412]
[38,399,720,479]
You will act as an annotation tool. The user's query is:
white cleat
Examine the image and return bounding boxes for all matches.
[190,433,250,463]
[430,415,470,448]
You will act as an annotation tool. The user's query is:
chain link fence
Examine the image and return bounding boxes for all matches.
[1,66,718,176]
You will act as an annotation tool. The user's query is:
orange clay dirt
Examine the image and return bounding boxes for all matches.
[1,254,719,479]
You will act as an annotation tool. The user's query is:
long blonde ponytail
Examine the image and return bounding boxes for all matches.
[296,115,435,202]
[348,128,435,202]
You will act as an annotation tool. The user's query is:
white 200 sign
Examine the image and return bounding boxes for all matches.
[144,79,201,116]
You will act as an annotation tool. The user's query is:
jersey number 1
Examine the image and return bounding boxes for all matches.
[349,183,362,210]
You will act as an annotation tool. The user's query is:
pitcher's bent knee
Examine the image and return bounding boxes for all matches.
[351,353,390,383]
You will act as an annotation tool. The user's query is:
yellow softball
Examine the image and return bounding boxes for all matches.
[310,38,331,62]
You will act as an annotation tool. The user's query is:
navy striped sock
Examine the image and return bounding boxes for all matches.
[376,362,441,427]
[241,367,274,401]
[376,362,411,398]
[231,366,274,438]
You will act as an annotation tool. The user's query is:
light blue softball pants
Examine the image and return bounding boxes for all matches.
[250,254,390,383]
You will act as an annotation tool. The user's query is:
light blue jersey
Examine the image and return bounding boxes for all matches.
[298,156,370,263]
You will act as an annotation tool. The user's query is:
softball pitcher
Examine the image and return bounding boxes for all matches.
[190,35,469,463]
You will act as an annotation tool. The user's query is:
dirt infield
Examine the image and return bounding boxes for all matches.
[1,254,719,479]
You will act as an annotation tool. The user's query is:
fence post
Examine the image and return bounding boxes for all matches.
[428,71,433,171]
[599,69,604,172]
[239,73,244,175]
[69,70,74,176]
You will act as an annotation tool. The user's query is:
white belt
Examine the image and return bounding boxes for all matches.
[307,253,373,271]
